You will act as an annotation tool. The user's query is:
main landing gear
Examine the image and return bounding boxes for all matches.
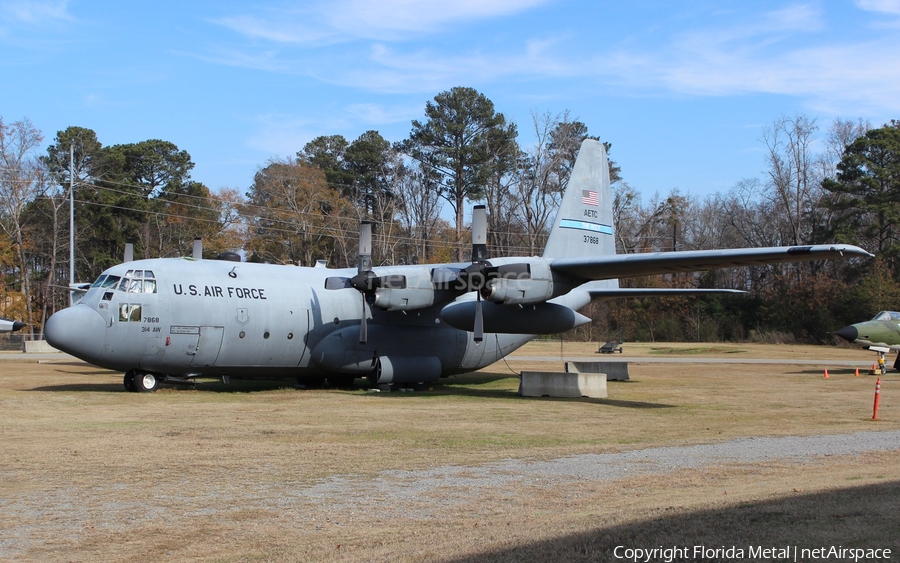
[124,369,160,393]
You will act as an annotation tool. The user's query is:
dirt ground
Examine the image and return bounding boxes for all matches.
[1,342,898,562]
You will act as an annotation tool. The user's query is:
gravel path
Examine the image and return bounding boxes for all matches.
[3,430,898,557]
[287,430,900,516]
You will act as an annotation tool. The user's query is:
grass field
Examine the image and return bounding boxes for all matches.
[1,342,898,562]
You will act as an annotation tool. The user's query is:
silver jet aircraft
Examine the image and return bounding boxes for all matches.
[45,140,872,392]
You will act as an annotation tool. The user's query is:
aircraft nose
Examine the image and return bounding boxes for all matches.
[45,305,106,361]
[833,324,859,343]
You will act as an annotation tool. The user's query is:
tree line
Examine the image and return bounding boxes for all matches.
[1,87,898,342]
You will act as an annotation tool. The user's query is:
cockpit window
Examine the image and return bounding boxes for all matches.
[871,311,900,321]
[116,270,157,293]
[91,274,121,289]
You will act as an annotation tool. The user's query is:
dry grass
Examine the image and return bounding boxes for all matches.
[1,342,898,562]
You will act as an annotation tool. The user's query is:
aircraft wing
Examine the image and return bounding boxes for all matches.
[550,244,872,281]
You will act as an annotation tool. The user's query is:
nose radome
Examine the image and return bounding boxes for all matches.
[833,325,859,343]
[45,305,106,361]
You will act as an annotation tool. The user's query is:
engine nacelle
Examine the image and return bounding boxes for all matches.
[373,287,435,311]
[371,356,442,385]
[483,259,554,305]
[373,269,435,311]
[484,278,553,305]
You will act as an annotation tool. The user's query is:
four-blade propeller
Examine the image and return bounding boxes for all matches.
[324,222,406,344]
[435,206,531,342]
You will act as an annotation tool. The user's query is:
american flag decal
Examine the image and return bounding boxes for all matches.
[582,190,598,206]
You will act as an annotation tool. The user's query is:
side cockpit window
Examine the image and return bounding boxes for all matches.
[119,303,142,322]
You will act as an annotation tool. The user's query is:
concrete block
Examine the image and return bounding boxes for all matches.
[24,340,59,353]
[519,371,607,398]
[567,361,629,381]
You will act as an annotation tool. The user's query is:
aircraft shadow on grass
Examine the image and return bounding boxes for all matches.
[443,480,900,563]
[27,374,676,407]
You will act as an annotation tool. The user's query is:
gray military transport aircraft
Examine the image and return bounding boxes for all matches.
[44,140,872,392]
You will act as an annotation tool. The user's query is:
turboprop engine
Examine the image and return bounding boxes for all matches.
[481,260,555,305]
[372,269,435,311]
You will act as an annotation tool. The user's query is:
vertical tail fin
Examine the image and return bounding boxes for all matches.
[542,139,616,260]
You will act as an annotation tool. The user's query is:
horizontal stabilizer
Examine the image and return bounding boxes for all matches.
[587,288,745,301]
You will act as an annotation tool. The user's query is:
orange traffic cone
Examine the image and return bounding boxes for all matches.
[824,369,829,378]
[855,368,860,377]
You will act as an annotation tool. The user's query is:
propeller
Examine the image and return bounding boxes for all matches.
[436,205,533,343]
[325,222,406,344]
[465,206,488,342]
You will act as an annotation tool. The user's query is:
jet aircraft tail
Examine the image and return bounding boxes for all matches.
[542,139,615,260]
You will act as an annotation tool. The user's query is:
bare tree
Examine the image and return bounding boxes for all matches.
[0,117,48,327]
[513,111,598,255]
[393,159,444,264]
[812,118,872,242]
[821,118,871,180]
[761,115,819,246]
[482,120,520,257]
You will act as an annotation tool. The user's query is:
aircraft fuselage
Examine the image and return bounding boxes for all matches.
[45,257,534,385]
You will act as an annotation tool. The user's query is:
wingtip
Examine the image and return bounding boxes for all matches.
[848,244,874,258]
[828,244,874,258]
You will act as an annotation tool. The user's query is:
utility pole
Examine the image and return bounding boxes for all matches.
[69,144,75,306]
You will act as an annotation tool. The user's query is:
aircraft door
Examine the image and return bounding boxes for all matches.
[190,326,225,367]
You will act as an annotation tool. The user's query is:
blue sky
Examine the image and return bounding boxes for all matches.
[3,0,900,205]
